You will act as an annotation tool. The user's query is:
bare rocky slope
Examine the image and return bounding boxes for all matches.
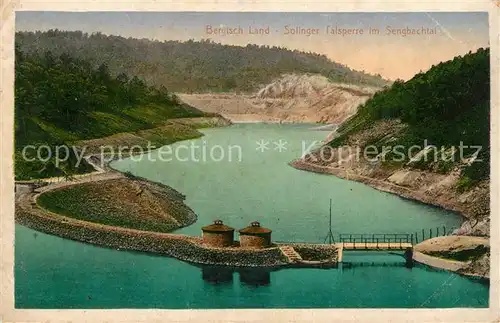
[179,74,381,123]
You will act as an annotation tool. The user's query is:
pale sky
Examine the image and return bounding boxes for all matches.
[16,12,489,80]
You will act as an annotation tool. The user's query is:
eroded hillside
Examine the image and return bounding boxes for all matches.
[179,74,381,123]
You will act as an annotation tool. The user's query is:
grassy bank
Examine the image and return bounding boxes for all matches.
[37,178,197,233]
[73,121,204,156]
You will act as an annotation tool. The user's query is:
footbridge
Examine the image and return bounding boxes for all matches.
[274,226,456,267]
[335,233,414,263]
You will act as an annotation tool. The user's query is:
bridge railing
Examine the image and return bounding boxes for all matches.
[338,233,411,242]
[273,226,458,246]
[334,226,457,246]
[337,233,412,249]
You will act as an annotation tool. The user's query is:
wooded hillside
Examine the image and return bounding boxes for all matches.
[330,48,490,187]
[15,47,205,179]
[16,30,389,92]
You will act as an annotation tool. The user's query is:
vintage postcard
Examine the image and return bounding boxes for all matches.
[1,1,499,322]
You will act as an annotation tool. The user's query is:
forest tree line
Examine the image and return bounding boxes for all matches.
[14,46,205,179]
[15,30,389,93]
[330,48,490,187]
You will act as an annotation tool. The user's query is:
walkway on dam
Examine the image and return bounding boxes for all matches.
[334,233,415,263]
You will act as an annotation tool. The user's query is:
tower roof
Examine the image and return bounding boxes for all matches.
[239,221,272,234]
[202,219,235,233]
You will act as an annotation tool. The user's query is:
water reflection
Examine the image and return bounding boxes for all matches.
[201,266,234,284]
[200,266,272,287]
[198,258,488,292]
[199,261,414,287]
[238,268,271,287]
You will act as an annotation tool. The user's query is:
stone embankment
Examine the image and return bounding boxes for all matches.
[413,251,466,272]
[277,243,339,267]
[17,114,343,268]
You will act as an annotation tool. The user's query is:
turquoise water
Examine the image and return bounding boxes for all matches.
[15,124,489,308]
[113,124,461,240]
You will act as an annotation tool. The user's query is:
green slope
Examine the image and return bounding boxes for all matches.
[14,48,206,180]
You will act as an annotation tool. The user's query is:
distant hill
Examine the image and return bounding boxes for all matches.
[15,30,390,92]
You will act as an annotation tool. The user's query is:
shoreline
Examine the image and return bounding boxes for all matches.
[15,124,487,277]
[289,158,490,280]
[289,159,468,221]
[412,251,489,281]
[413,251,465,272]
